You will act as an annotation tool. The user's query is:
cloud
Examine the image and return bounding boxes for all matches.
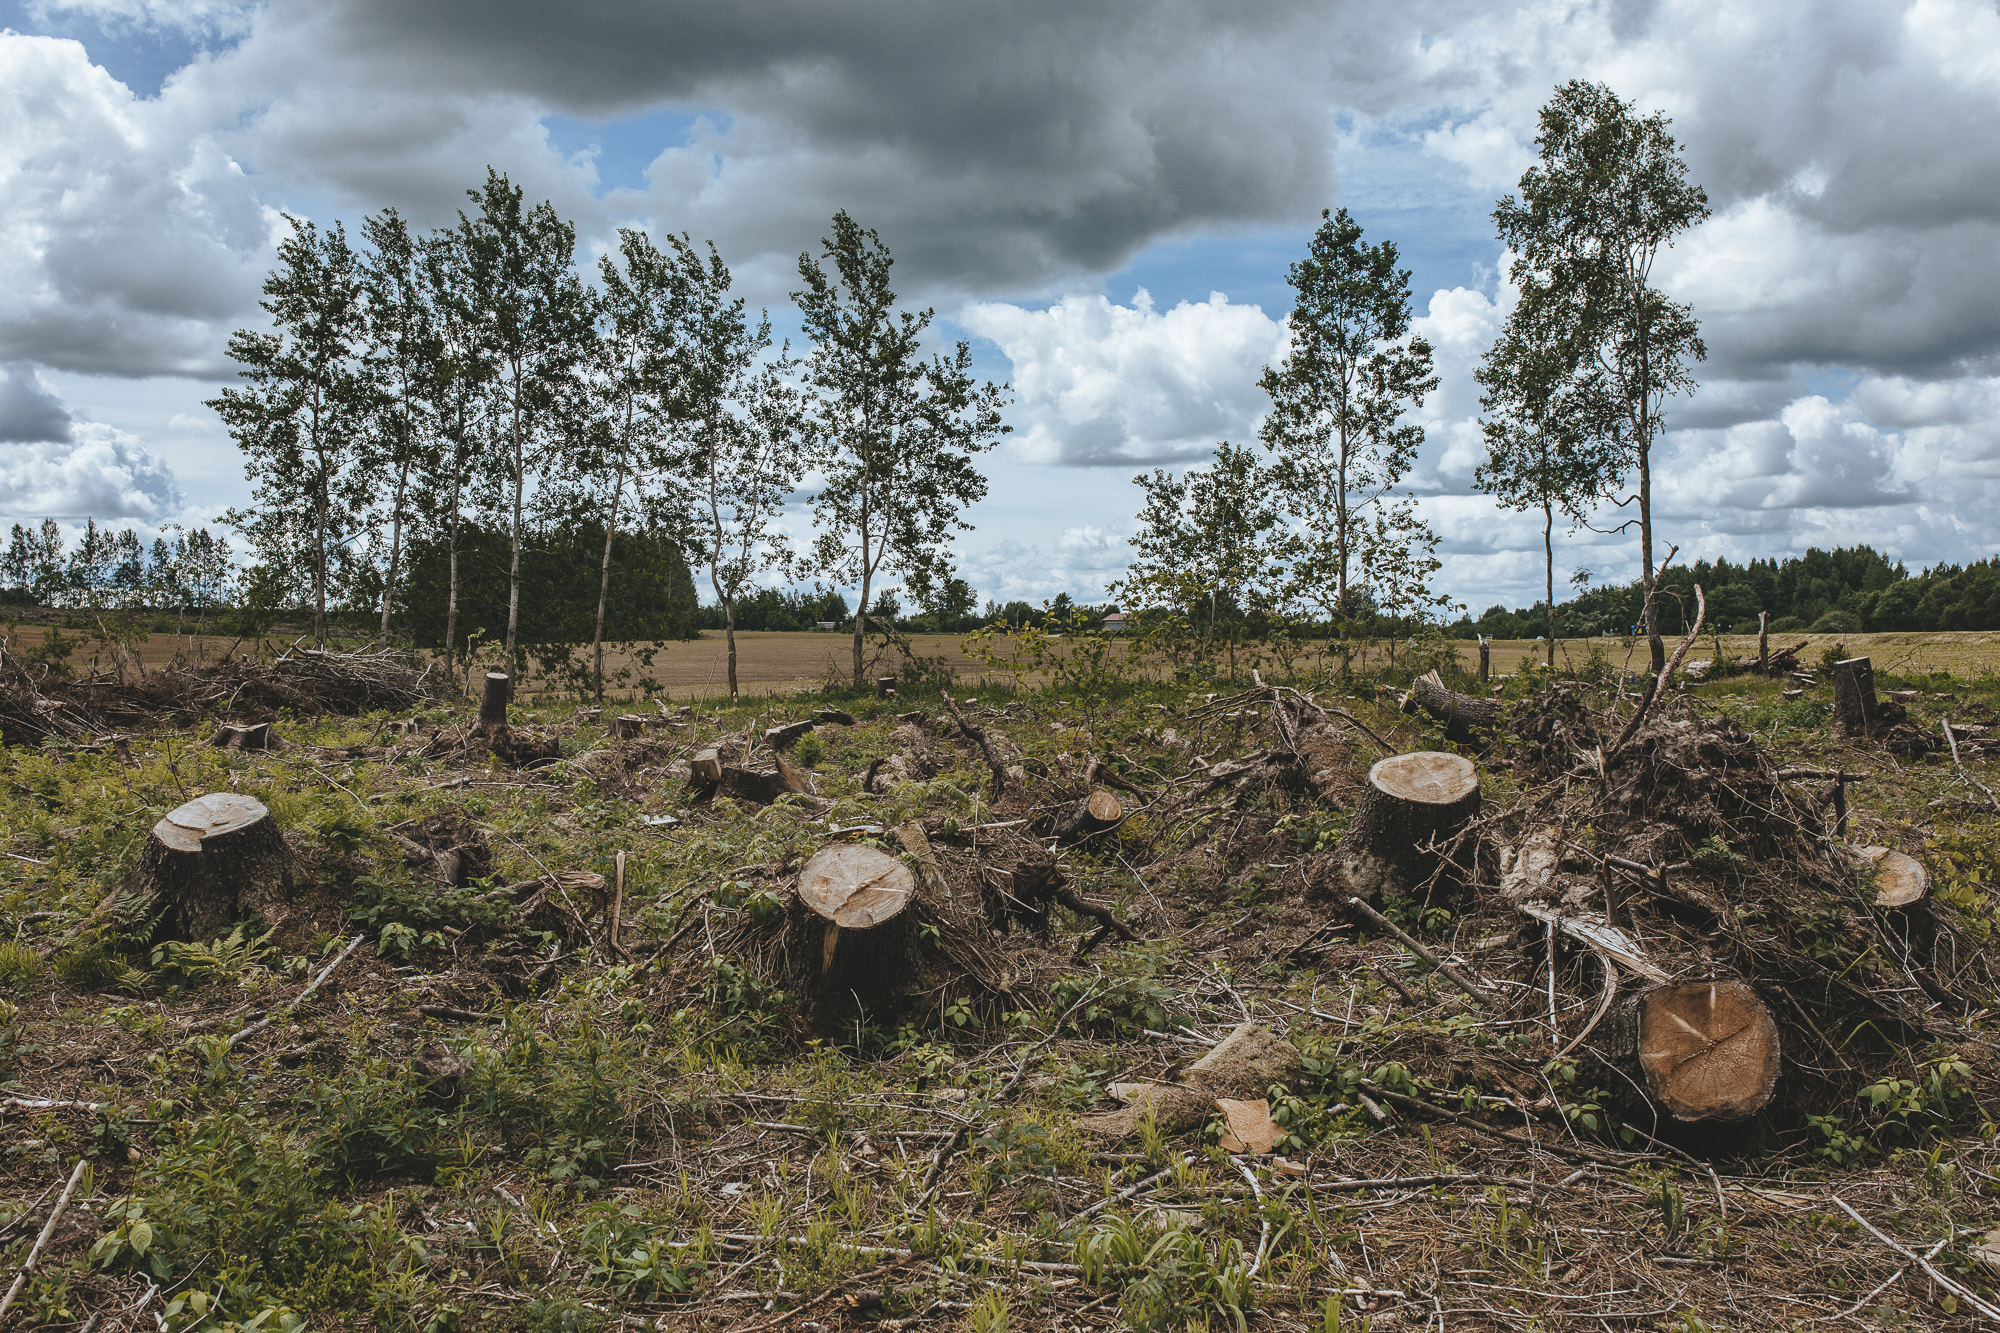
[961,290,1284,467]
[0,363,74,443]
[0,420,182,520]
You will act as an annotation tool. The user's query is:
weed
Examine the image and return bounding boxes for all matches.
[152,924,274,989]
[0,941,42,993]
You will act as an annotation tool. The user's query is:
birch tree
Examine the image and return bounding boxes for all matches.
[360,208,442,641]
[793,212,1009,686]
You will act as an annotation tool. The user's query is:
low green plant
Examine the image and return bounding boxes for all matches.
[152,924,274,989]
[0,941,42,993]
[1075,1212,1258,1333]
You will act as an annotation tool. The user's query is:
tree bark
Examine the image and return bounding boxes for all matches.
[121,793,299,942]
[208,722,286,752]
[592,463,625,705]
[443,466,463,696]
[476,671,510,735]
[1757,611,1769,673]
[725,596,740,702]
[1591,979,1781,1126]
[1402,669,1503,747]
[1543,497,1556,668]
[1338,751,1481,904]
[795,843,914,1003]
[379,454,412,642]
[1834,657,1877,737]
[1477,635,1490,684]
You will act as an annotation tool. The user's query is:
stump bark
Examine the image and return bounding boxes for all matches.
[121,793,298,941]
[765,720,815,751]
[610,714,647,740]
[1339,751,1480,904]
[1051,790,1123,841]
[795,844,915,1003]
[1833,657,1877,737]
[1402,670,1503,747]
[476,672,511,735]
[208,723,285,752]
[1594,979,1781,1125]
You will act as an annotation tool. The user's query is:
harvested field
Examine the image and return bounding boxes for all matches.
[6,628,2000,1329]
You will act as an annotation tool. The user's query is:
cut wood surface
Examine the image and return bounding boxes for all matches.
[126,792,297,940]
[797,844,915,929]
[476,671,510,734]
[1855,846,1930,909]
[1632,979,1782,1123]
[765,720,815,750]
[1340,751,1481,902]
[610,714,647,740]
[689,748,724,783]
[1052,789,1123,840]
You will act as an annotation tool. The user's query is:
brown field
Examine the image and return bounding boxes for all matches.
[11,622,2000,700]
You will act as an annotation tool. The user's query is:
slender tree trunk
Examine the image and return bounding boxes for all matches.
[1543,496,1555,669]
[314,493,328,648]
[1637,346,1664,674]
[852,526,871,688]
[379,454,411,642]
[725,594,739,702]
[591,460,627,705]
[443,465,463,695]
[504,392,524,680]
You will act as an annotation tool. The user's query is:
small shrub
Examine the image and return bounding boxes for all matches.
[0,942,43,994]
[792,731,826,767]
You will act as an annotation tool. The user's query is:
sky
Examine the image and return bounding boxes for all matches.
[2,0,1999,616]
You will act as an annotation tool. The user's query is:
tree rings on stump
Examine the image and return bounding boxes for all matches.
[1339,751,1480,904]
[796,844,915,1006]
[1051,790,1123,841]
[476,672,511,735]
[1855,846,1928,909]
[1633,979,1781,1124]
[124,793,298,942]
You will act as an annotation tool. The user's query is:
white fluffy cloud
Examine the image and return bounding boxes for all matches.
[0,420,181,521]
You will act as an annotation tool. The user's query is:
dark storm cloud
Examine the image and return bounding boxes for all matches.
[0,363,73,443]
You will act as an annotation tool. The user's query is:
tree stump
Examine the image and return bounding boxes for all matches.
[1833,657,1877,737]
[689,748,724,783]
[1477,636,1490,683]
[476,672,511,735]
[1402,670,1503,747]
[122,793,298,941]
[718,763,813,805]
[1339,751,1481,904]
[795,844,915,1004]
[1595,979,1781,1125]
[815,708,857,727]
[765,720,815,751]
[1856,846,1928,908]
[208,722,285,752]
[874,677,896,698]
[610,714,648,740]
[1051,790,1123,841]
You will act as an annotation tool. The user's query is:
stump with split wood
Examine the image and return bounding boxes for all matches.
[119,793,299,941]
[1590,979,1781,1126]
[475,672,511,735]
[793,844,915,1006]
[209,722,286,752]
[1833,657,1877,737]
[1856,846,1928,909]
[1402,670,1502,748]
[1339,751,1480,904]
[1050,790,1123,842]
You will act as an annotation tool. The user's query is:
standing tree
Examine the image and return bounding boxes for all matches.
[211,216,376,645]
[359,208,442,643]
[454,170,595,676]
[1474,312,1620,666]
[1494,80,1709,674]
[1258,208,1438,655]
[794,212,1009,686]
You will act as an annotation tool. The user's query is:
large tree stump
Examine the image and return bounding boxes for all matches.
[1833,657,1877,737]
[1050,790,1123,841]
[476,672,511,735]
[1402,670,1503,747]
[1856,846,1928,909]
[795,844,915,1005]
[122,793,298,941]
[1339,751,1481,904]
[1594,979,1781,1125]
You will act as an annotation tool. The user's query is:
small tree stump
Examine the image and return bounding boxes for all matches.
[208,723,285,752]
[689,748,724,783]
[874,676,896,698]
[1856,846,1929,908]
[765,720,815,751]
[610,714,648,740]
[1051,790,1123,841]
[1339,751,1480,904]
[476,672,511,735]
[1833,657,1877,737]
[796,844,915,1002]
[718,764,812,805]
[1597,979,1781,1125]
[123,793,298,941]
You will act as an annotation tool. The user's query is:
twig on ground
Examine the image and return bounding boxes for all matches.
[1831,1196,2000,1322]
[1346,898,1488,1008]
[0,1159,86,1319]
[224,933,365,1050]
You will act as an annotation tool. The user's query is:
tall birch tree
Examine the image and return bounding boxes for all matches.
[360,208,441,641]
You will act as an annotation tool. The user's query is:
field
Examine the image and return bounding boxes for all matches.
[4,630,2000,1329]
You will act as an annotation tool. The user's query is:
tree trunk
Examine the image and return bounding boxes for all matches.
[690,748,723,783]
[505,443,524,679]
[1051,790,1123,841]
[1591,979,1781,1126]
[794,843,914,1004]
[208,723,286,752]
[443,468,464,696]
[1338,751,1481,904]
[1833,657,1877,737]
[379,455,412,642]
[1477,636,1490,683]
[1543,498,1555,668]
[725,596,740,703]
[1757,611,1768,673]
[1402,669,1503,747]
[476,671,510,735]
[121,793,298,942]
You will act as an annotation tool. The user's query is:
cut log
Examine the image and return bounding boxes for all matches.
[610,714,648,740]
[1401,670,1502,747]
[717,763,813,805]
[1833,657,1877,737]
[1051,790,1123,841]
[796,844,915,999]
[476,672,511,735]
[815,708,857,727]
[208,722,286,752]
[1855,846,1929,909]
[1596,979,1781,1125]
[689,748,724,783]
[765,720,815,751]
[1339,751,1481,904]
[121,793,299,941]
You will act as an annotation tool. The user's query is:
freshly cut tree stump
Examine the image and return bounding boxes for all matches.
[689,749,724,783]
[1051,790,1123,841]
[717,764,813,804]
[610,714,648,740]
[765,720,815,751]
[1402,670,1503,747]
[208,722,286,752]
[1339,751,1481,903]
[1856,846,1929,909]
[475,672,511,735]
[122,793,298,941]
[1602,979,1781,1125]
[1833,657,1878,737]
[796,844,915,1001]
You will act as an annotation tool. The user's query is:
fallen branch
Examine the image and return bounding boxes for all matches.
[941,692,1007,799]
[1943,718,2000,817]
[1346,898,1488,1008]
[1831,1196,2000,1323]
[0,1159,86,1319]
[223,933,365,1050]
[1606,582,1705,762]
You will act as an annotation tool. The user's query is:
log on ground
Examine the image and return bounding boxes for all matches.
[1589,978,1781,1126]
[1050,790,1123,841]
[1339,751,1481,904]
[1401,669,1502,747]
